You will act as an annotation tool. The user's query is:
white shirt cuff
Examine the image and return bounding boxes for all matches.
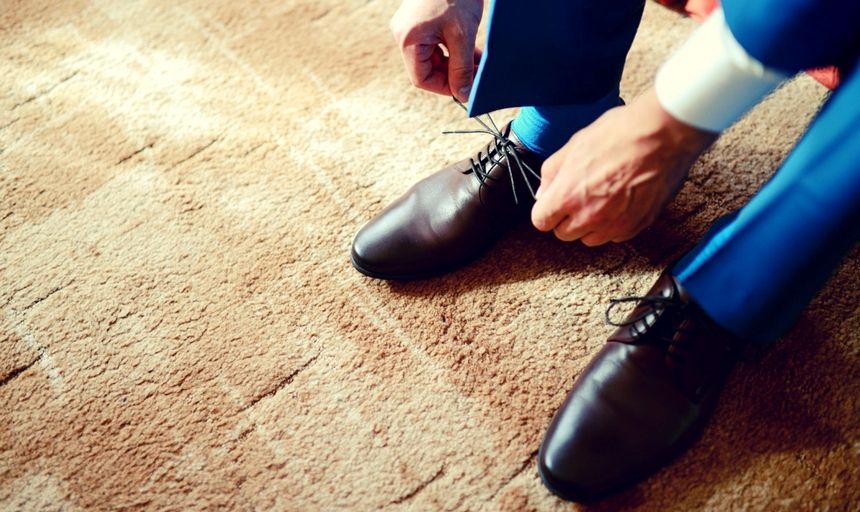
[655,7,790,133]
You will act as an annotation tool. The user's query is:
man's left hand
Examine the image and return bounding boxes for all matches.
[531,87,718,246]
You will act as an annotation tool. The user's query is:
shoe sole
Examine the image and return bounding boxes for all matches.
[350,252,462,281]
[349,246,488,281]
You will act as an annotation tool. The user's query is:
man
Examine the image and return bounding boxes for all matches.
[351,0,860,502]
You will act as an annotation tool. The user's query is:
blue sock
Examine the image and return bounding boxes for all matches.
[511,88,623,159]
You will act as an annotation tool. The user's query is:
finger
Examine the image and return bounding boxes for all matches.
[601,212,654,244]
[580,232,612,247]
[444,32,476,102]
[556,207,628,245]
[612,211,656,243]
[578,218,620,246]
[553,221,591,242]
[583,210,644,245]
[538,150,564,196]
[550,208,598,242]
[532,181,578,233]
[533,150,590,232]
[402,44,449,96]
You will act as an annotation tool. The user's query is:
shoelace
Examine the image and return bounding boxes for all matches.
[442,98,541,205]
[606,291,742,401]
[605,293,684,345]
[605,294,677,328]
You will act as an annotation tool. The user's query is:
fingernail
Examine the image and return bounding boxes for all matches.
[458,86,471,101]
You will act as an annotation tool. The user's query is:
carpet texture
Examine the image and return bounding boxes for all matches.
[2,1,858,510]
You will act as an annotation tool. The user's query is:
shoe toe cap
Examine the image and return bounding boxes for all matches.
[537,449,592,502]
[350,222,398,277]
[350,213,428,279]
[536,343,705,501]
[537,423,617,502]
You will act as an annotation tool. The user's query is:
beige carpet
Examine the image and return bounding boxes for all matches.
[2,1,858,510]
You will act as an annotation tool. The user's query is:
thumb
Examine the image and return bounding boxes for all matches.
[445,36,476,103]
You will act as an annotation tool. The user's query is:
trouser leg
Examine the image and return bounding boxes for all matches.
[468,0,645,117]
[673,60,860,342]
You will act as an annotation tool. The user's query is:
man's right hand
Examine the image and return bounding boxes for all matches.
[390,0,483,103]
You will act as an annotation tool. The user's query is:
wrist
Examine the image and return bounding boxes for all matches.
[640,87,718,155]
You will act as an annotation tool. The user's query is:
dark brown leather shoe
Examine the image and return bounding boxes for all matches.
[351,121,543,280]
[538,271,748,502]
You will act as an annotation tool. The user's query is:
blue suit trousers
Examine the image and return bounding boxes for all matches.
[470,0,860,342]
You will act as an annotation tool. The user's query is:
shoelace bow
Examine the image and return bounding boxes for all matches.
[442,98,541,205]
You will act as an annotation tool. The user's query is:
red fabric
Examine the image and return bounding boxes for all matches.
[805,67,842,90]
[652,0,841,89]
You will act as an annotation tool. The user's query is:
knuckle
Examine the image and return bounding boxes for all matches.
[582,204,608,225]
[562,197,587,216]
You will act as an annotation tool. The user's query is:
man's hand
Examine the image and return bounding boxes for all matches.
[390,0,483,102]
[531,87,718,246]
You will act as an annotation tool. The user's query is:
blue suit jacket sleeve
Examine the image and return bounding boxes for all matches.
[723,0,860,74]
